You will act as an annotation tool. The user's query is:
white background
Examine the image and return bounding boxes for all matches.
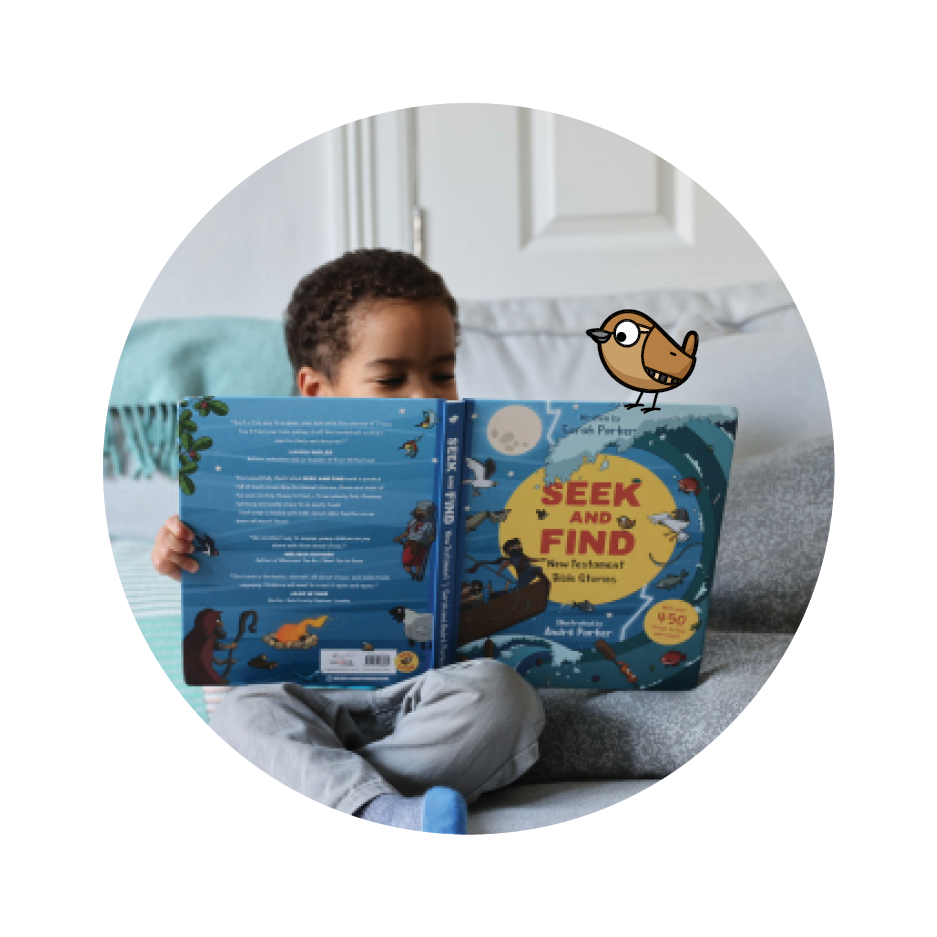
[89,89,937,863]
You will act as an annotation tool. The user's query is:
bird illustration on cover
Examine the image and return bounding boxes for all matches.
[587,310,698,412]
[464,456,498,496]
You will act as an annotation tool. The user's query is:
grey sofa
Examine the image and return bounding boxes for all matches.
[104,282,833,834]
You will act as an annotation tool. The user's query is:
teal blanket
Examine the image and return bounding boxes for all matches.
[105,317,294,477]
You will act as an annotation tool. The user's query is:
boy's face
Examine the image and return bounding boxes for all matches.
[297,299,459,400]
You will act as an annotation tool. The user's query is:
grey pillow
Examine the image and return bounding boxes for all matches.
[709,434,834,633]
[526,632,793,782]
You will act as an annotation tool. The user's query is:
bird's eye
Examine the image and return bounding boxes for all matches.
[614,320,641,347]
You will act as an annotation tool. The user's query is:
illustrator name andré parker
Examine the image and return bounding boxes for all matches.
[546,622,613,638]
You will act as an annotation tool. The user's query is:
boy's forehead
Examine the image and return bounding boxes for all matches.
[354,297,452,321]
[349,298,457,356]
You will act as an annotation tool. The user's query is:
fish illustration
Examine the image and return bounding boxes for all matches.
[616,515,636,530]
[247,654,278,670]
[660,650,687,667]
[570,600,595,613]
[678,477,701,496]
[656,570,689,590]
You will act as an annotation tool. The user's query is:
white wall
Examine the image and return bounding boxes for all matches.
[135,105,782,322]
[136,132,335,321]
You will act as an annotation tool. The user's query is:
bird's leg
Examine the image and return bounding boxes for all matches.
[624,392,645,410]
[641,393,660,413]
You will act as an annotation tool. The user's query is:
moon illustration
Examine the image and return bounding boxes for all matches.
[486,405,543,456]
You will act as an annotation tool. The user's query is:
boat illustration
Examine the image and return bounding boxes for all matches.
[458,576,551,645]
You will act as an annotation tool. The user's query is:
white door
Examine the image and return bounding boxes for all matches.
[413,103,780,299]
[136,104,781,321]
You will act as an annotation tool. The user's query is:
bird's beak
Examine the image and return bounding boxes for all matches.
[587,328,611,344]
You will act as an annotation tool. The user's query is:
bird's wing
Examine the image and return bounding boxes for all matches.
[465,457,484,481]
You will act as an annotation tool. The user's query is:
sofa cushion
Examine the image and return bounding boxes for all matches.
[469,780,657,834]
[523,631,792,782]
[710,434,834,633]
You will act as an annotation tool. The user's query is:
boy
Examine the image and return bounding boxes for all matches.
[151,249,545,835]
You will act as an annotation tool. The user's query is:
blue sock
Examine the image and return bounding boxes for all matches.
[422,787,468,835]
[356,787,467,834]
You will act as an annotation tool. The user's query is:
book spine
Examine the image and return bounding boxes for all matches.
[449,398,473,662]
[431,400,468,668]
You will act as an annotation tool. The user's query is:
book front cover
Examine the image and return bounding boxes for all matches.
[454,401,738,689]
[179,396,442,687]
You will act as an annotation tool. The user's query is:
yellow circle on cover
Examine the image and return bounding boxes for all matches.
[395,651,420,673]
[644,599,698,645]
[496,456,678,606]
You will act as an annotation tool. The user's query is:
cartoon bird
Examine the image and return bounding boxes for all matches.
[464,456,498,496]
[399,435,423,458]
[649,508,691,542]
[587,310,698,412]
[536,509,549,520]
[616,515,636,530]
[415,410,437,430]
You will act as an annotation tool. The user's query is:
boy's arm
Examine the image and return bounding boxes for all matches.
[151,515,199,582]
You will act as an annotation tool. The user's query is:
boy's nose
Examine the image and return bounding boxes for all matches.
[409,378,436,398]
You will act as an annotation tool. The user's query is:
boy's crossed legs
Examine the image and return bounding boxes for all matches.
[211,659,545,833]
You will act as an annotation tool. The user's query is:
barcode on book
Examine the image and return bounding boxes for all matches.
[321,649,398,675]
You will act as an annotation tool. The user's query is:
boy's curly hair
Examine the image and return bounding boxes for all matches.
[284,249,459,378]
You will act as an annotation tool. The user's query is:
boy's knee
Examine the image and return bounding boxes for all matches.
[457,659,545,732]
[210,684,289,741]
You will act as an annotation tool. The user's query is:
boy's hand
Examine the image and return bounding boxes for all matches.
[151,515,198,582]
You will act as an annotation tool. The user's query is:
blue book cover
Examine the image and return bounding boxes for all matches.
[179,396,443,687]
[445,401,738,690]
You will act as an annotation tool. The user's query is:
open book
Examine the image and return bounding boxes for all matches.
[180,397,737,690]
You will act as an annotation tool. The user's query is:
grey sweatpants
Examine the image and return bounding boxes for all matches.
[211,659,546,815]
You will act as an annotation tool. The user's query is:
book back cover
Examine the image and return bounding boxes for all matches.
[179,396,443,687]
